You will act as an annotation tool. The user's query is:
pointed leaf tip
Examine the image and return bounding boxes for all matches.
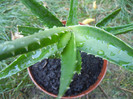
[58,32,76,97]
[66,0,78,26]
[96,8,121,27]
[21,0,63,28]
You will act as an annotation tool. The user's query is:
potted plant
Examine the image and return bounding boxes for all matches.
[0,0,133,98]
[27,19,108,98]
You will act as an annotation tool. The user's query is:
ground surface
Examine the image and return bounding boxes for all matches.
[0,0,133,99]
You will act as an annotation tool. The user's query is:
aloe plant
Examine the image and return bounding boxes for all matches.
[0,0,133,98]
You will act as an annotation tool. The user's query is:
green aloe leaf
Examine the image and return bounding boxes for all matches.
[70,25,133,71]
[96,8,121,27]
[57,31,71,53]
[58,32,76,98]
[0,30,72,80]
[75,50,82,74]
[18,26,44,36]
[103,23,133,35]
[66,0,81,75]
[66,0,78,26]
[21,0,63,28]
[0,27,68,61]
[0,44,58,80]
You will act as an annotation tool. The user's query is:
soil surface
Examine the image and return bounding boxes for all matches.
[30,52,103,96]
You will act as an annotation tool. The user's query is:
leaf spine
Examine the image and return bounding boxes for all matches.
[55,33,58,36]
[45,57,48,59]
[61,31,65,33]
[53,26,57,28]
[25,46,28,51]
[11,51,15,55]
[48,36,52,40]
[67,87,70,89]
[44,47,47,49]
[38,60,42,62]
[24,54,27,57]
[78,73,81,75]
[32,51,36,54]
[73,71,76,74]
[37,41,41,45]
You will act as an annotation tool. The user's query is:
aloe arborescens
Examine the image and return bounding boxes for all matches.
[0,0,133,98]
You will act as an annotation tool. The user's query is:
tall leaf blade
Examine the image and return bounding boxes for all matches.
[75,50,82,74]
[66,0,81,75]
[18,26,44,36]
[103,23,133,35]
[0,44,58,80]
[0,27,68,61]
[58,32,76,98]
[66,0,78,26]
[70,25,133,71]
[21,0,63,28]
[96,8,121,27]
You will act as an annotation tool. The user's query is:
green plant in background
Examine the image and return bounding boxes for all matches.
[0,0,133,98]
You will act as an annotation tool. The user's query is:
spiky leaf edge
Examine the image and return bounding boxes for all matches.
[58,32,76,98]
[69,25,133,71]
[0,44,58,80]
[0,27,69,61]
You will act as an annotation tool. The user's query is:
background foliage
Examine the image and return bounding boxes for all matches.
[0,0,133,98]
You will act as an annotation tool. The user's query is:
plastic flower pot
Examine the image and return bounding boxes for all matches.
[27,21,108,98]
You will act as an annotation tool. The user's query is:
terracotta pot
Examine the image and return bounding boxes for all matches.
[28,59,107,98]
[27,21,108,98]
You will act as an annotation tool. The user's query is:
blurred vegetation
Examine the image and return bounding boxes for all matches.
[0,0,133,99]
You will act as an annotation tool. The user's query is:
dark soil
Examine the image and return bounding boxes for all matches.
[30,52,103,96]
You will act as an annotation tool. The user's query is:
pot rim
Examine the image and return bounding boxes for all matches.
[27,59,107,99]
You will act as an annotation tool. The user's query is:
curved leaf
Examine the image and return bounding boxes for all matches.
[21,0,63,28]
[103,23,133,35]
[0,44,58,80]
[96,8,121,27]
[70,25,133,71]
[0,31,72,80]
[0,27,68,61]
[57,32,71,53]
[66,0,78,26]
[18,26,44,36]
[58,32,76,98]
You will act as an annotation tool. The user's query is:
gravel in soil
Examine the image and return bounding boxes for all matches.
[30,52,103,96]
